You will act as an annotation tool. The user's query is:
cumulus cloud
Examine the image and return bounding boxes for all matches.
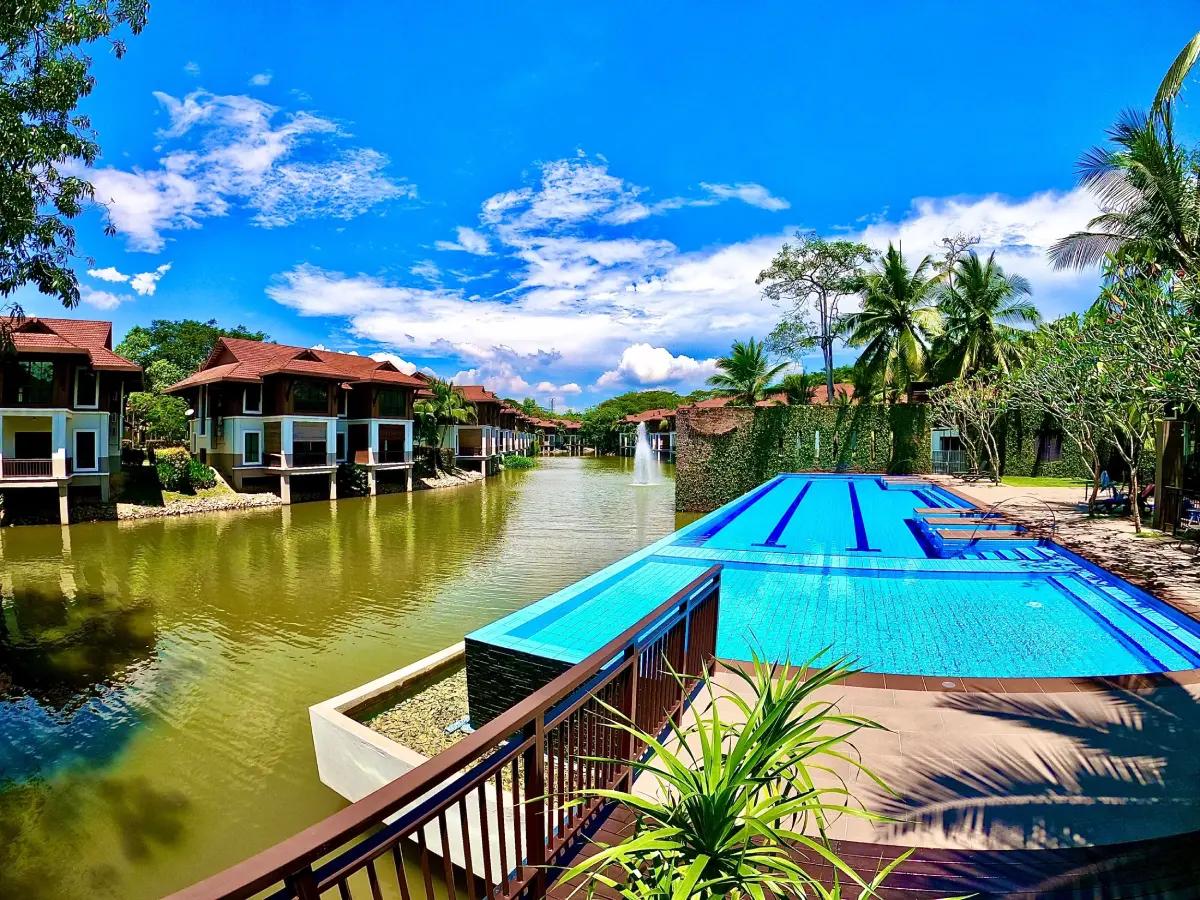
[369,351,418,375]
[248,71,273,86]
[88,90,414,251]
[266,155,1103,399]
[435,226,491,255]
[81,286,132,310]
[596,344,718,388]
[86,262,172,295]
[130,263,172,296]
[450,362,530,395]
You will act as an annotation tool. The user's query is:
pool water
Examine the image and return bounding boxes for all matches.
[471,474,1200,678]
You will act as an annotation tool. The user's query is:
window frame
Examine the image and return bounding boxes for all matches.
[243,384,262,414]
[338,390,348,418]
[74,366,99,409]
[17,361,55,405]
[292,379,330,415]
[335,431,346,463]
[73,428,100,473]
[242,429,263,466]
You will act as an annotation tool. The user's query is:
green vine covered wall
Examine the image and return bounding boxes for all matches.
[675,404,931,512]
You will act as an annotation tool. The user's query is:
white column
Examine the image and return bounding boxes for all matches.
[370,420,380,465]
[404,420,414,461]
[281,419,294,468]
[326,419,337,466]
[57,483,69,523]
[51,411,68,477]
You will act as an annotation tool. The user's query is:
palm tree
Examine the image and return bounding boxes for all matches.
[706,338,789,405]
[412,379,475,467]
[932,251,1040,379]
[1048,110,1200,283]
[840,243,942,403]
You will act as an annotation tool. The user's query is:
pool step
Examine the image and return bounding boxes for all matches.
[1071,569,1200,664]
[1049,575,1200,669]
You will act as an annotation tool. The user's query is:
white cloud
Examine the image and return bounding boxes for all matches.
[435,226,491,255]
[86,263,172,295]
[89,90,414,251]
[410,260,441,282]
[596,344,718,388]
[266,156,1104,400]
[183,61,200,76]
[450,362,530,395]
[86,266,129,283]
[130,263,172,296]
[699,182,789,211]
[248,71,273,86]
[81,286,132,310]
[369,351,417,375]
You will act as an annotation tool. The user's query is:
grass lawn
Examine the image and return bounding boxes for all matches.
[1001,475,1089,489]
[162,483,236,505]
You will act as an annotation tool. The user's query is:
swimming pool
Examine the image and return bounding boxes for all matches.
[468,474,1200,680]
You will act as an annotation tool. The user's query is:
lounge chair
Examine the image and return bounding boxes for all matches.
[1177,501,1200,554]
[1091,482,1155,516]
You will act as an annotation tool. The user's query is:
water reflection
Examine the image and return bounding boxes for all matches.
[0,457,676,899]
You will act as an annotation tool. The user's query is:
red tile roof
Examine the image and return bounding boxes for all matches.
[622,407,678,424]
[10,317,140,372]
[807,383,855,405]
[456,385,501,405]
[167,338,425,393]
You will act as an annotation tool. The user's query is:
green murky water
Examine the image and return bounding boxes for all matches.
[0,457,676,899]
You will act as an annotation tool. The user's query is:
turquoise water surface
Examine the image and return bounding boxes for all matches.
[471,474,1200,678]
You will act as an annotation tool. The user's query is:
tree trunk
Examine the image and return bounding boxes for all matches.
[1129,465,1142,533]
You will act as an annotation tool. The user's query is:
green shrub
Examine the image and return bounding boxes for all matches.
[154,447,216,494]
[337,463,370,496]
[504,455,536,470]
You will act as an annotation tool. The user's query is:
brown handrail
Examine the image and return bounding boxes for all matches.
[172,564,722,900]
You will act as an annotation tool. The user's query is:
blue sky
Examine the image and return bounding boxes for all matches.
[16,1,1199,408]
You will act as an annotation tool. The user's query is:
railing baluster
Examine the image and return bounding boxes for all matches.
[475,783,495,899]
[417,828,435,899]
[524,716,547,898]
[390,846,412,900]
[493,773,510,894]
[366,858,383,900]
[437,813,457,900]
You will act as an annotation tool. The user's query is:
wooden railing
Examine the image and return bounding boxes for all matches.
[171,565,722,900]
[0,457,54,478]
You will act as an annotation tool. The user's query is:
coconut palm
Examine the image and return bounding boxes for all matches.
[932,251,1040,379]
[1047,110,1200,282]
[412,379,475,467]
[840,244,942,404]
[706,338,789,405]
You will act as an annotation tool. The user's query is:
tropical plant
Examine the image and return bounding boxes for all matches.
[706,338,789,405]
[1,0,148,321]
[841,244,943,403]
[1047,110,1200,293]
[116,319,270,373]
[413,379,475,468]
[561,655,906,899]
[932,251,1040,379]
[758,233,876,402]
[928,373,1012,482]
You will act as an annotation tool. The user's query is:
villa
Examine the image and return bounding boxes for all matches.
[168,338,423,501]
[620,408,676,456]
[0,317,141,523]
[447,384,505,472]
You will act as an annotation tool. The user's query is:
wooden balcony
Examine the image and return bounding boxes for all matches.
[0,457,54,479]
[170,566,722,900]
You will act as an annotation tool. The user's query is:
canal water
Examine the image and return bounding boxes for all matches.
[0,456,677,899]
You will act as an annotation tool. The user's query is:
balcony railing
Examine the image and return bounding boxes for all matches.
[291,450,332,468]
[0,457,54,478]
[377,448,412,464]
[171,565,722,900]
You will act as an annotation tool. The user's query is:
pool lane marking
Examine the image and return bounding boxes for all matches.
[752,480,812,548]
[845,481,880,553]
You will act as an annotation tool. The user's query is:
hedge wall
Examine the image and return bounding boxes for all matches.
[995,409,1092,479]
[675,404,931,512]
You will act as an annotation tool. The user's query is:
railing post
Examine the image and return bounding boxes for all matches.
[523,716,547,896]
[284,866,321,900]
[619,644,639,783]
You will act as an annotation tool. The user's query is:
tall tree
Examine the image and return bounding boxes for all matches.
[1048,110,1200,292]
[1,0,148,323]
[933,251,1040,378]
[705,337,789,405]
[841,243,943,403]
[116,319,269,374]
[758,232,875,402]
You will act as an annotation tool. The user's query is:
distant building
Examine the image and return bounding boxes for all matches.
[168,338,423,501]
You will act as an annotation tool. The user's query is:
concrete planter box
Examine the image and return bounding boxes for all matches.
[309,643,519,875]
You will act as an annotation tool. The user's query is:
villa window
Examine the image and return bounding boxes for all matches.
[1036,431,1063,463]
[243,430,262,466]
[338,390,348,417]
[293,380,329,415]
[335,432,346,462]
[243,384,262,414]
[17,361,54,405]
[378,389,405,418]
[74,367,99,408]
[74,430,98,472]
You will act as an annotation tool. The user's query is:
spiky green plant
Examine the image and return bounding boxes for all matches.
[561,655,916,900]
[413,379,476,467]
[706,338,790,405]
